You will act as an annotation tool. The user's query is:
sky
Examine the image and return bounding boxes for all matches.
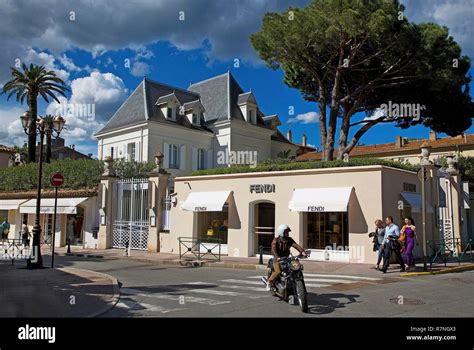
[0,0,473,157]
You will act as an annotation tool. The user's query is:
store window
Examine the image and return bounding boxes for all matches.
[197,205,229,244]
[306,212,348,249]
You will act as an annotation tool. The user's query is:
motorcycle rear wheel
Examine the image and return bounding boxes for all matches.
[295,279,308,313]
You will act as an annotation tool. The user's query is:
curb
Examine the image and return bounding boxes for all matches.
[58,267,120,317]
[400,264,474,277]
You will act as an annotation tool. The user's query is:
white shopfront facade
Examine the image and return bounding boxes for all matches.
[0,194,99,249]
[164,165,450,264]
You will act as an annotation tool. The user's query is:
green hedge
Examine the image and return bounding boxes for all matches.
[191,158,417,176]
[0,158,104,192]
[0,158,158,192]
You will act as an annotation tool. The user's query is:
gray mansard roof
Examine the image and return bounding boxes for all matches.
[96,72,271,135]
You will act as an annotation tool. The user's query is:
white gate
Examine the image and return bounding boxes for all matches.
[112,178,149,250]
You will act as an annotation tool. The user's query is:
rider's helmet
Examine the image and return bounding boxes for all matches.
[276,224,291,237]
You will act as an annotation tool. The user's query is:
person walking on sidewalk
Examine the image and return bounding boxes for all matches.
[370,219,385,270]
[401,217,417,270]
[21,220,31,247]
[381,216,405,273]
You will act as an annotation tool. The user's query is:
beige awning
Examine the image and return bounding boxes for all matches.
[20,197,89,214]
[181,191,232,212]
[0,199,28,210]
[289,187,353,212]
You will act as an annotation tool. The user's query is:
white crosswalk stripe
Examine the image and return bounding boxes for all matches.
[187,282,268,296]
[220,279,330,288]
[116,272,381,313]
[121,287,231,306]
[248,274,381,282]
[115,298,185,314]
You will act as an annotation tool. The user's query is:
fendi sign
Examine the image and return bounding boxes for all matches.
[250,184,275,194]
[307,206,325,212]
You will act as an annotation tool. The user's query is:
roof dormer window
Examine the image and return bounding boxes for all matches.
[248,109,257,124]
[166,106,176,121]
[192,113,200,126]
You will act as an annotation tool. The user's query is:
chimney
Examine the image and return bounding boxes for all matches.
[395,136,405,148]
[429,131,437,141]
[302,133,307,147]
[287,129,292,142]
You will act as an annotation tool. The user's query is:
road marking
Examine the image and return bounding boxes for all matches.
[121,287,231,306]
[220,279,329,288]
[115,298,184,314]
[187,281,269,294]
[248,274,381,281]
[187,281,266,299]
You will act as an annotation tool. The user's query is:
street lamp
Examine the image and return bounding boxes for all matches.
[21,112,66,269]
[419,141,432,271]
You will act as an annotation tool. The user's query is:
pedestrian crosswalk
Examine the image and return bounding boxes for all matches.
[111,273,383,316]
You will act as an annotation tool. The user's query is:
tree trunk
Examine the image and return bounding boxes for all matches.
[337,103,352,160]
[46,132,52,163]
[318,96,327,160]
[325,47,344,161]
[27,93,37,163]
[341,120,381,156]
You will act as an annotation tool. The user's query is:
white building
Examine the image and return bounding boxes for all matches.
[95,72,303,188]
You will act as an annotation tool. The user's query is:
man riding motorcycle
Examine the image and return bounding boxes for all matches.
[267,224,307,291]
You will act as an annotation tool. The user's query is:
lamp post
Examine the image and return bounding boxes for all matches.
[21,112,65,269]
[419,141,432,271]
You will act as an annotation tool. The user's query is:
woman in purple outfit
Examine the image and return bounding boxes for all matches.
[401,217,417,270]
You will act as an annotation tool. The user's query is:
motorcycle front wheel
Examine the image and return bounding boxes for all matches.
[295,279,308,313]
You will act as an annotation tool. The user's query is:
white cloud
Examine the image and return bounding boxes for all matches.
[363,108,386,122]
[288,111,319,124]
[130,61,151,77]
[0,0,311,84]
[22,48,70,82]
[46,71,127,146]
[135,48,154,60]
[0,105,29,147]
[401,0,474,55]
[58,54,81,72]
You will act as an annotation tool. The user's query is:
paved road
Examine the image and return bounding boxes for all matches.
[47,255,474,317]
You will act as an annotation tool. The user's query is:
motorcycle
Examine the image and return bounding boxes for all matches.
[261,253,310,313]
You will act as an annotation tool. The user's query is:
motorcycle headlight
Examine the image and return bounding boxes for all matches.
[289,260,301,271]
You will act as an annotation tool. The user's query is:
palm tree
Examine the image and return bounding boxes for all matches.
[2,63,69,162]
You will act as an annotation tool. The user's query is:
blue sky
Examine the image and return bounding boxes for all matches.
[0,0,473,157]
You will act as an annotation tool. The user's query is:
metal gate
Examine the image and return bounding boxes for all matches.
[112,178,149,250]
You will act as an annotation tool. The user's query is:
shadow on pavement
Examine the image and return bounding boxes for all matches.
[307,292,360,315]
[0,260,117,318]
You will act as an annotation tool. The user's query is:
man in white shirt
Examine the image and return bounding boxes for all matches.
[381,216,405,273]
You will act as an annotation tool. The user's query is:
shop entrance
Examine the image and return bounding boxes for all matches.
[66,206,84,246]
[252,202,275,255]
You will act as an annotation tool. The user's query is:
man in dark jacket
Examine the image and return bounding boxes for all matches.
[267,224,307,290]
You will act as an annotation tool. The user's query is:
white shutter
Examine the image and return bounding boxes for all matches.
[207,149,213,169]
[191,147,197,171]
[180,145,186,170]
[163,142,169,168]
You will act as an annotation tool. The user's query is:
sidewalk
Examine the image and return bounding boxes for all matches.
[0,262,119,317]
[43,246,474,277]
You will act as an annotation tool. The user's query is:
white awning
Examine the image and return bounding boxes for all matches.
[0,199,28,210]
[289,187,353,212]
[181,191,232,212]
[19,197,89,214]
[400,192,434,213]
